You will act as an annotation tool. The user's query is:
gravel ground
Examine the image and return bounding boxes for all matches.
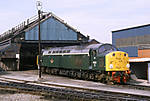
[0,94,45,101]
[0,91,47,101]
[0,90,68,101]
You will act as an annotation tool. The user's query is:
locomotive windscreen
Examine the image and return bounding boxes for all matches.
[98,44,118,55]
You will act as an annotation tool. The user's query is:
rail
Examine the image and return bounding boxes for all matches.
[0,76,149,100]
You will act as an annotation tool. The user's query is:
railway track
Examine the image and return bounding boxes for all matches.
[121,84,150,91]
[0,77,149,100]
[108,80,150,92]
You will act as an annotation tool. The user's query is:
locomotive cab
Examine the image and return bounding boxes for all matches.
[90,44,118,70]
[90,44,131,83]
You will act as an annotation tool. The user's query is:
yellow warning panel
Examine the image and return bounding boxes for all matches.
[105,51,130,71]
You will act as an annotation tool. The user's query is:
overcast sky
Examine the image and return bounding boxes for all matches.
[0,0,150,43]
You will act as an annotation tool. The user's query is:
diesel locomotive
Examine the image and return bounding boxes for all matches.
[39,43,131,84]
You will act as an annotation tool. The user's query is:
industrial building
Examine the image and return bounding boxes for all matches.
[0,12,97,71]
[112,24,150,80]
[112,24,150,57]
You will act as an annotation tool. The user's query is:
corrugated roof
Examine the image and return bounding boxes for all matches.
[25,12,83,36]
[0,12,88,42]
[112,23,150,33]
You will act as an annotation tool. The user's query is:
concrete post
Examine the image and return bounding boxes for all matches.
[148,63,150,83]
[16,54,20,71]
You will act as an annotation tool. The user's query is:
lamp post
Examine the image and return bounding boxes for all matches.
[36,0,42,78]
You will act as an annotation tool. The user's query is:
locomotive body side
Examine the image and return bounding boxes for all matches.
[41,53,90,70]
[41,53,105,71]
[41,44,106,71]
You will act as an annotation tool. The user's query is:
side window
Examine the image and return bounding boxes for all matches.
[99,46,105,53]
[93,50,97,56]
[98,44,118,55]
[48,51,51,54]
[67,50,70,53]
[105,45,117,51]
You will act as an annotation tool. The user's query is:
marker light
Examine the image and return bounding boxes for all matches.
[110,64,113,69]
[112,53,115,56]
[126,64,130,68]
[124,53,126,56]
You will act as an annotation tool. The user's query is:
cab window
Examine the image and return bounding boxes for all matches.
[92,50,97,56]
[98,44,117,55]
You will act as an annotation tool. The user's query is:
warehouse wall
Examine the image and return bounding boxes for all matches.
[25,17,77,41]
[112,25,150,57]
[118,46,138,57]
[112,25,150,46]
[116,35,150,48]
[138,49,150,57]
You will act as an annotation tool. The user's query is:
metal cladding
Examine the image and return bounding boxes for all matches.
[112,24,150,57]
[138,49,150,58]
[0,12,89,43]
[118,46,138,57]
[112,25,150,46]
[25,17,77,41]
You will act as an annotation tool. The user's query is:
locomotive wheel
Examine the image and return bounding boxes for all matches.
[72,71,77,78]
[94,74,99,81]
[81,72,85,79]
[47,68,51,74]
[89,73,94,80]
[82,72,89,80]
[97,74,105,81]
[70,71,74,78]
[106,76,113,85]
[76,72,81,79]
[43,67,117,84]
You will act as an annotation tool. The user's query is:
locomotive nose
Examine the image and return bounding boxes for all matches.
[105,51,130,71]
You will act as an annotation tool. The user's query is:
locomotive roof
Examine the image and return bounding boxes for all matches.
[42,43,115,55]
